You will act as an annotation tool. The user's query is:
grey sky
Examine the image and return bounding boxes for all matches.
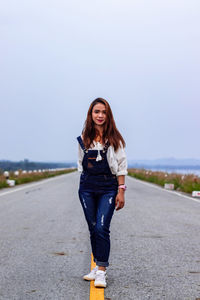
[0,0,200,162]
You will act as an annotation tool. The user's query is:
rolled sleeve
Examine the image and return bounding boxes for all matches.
[115,143,128,176]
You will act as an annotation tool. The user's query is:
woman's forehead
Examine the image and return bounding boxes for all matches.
[93,103,106,110]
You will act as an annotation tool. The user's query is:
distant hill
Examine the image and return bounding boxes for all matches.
[128,157,200,169]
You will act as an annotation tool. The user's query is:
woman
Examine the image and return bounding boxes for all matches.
[77,98,127,288]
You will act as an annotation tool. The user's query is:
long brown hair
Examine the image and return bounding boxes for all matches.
[82,98,126,151]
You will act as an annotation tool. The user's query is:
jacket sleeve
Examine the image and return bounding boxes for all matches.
[77,143,84,173]
[115,142,128,176]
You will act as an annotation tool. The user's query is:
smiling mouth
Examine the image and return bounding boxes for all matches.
[97,120,104,122]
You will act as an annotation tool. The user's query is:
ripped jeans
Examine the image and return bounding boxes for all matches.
[78,189,117,267]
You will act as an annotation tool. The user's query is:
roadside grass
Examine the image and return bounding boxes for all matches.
[0,169,76,189]
[0,175,9,189]
[128,168,200,194]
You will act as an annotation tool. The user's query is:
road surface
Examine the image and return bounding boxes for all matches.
[0,172,200,300]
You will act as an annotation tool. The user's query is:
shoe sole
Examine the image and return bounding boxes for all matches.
[83,276,95,281]
[94,282,107,288]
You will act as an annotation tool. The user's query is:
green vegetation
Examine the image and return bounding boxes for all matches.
[128,168,200,194]
[0,177,9,189]
[0,169,76,190]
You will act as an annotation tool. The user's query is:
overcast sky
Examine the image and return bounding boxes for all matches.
[0,0,200,162]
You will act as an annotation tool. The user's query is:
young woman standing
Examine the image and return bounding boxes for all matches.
[77,98,127,288]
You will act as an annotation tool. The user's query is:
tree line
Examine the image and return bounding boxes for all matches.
[0,159,76,173]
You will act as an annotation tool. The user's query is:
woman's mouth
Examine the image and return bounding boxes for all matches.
[97,119,104,123]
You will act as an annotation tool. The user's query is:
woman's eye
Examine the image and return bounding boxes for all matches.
[93,110,106,114]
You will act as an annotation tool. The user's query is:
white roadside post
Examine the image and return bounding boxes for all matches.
[3,171,15,187]
[192,191,200,198]
[164,183,174,190]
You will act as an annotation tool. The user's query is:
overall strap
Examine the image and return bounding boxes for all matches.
[77,136,88,153]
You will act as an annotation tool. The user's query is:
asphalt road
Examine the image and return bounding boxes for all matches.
[0,172,200,300]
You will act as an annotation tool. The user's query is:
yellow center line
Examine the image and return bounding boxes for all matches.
[89,253,104,300]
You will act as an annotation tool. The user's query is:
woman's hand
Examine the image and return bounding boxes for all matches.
[115,189,125,210]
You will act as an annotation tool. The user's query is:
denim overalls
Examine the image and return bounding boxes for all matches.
[77,135,118,267]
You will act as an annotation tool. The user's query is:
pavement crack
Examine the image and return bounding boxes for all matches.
[25,188,41,194]
[52,252,68,256]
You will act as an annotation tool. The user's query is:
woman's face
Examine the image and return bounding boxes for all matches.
[92,103,106,127]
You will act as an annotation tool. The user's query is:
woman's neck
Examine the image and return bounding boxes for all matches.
[95,125,104,136]
[94,126,104,143]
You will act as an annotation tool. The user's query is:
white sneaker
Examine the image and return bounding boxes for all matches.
[94,270,107,288]
[83,266,98,281]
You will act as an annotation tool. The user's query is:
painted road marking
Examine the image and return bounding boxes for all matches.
[128,175,200,204]
[90,253,104,300]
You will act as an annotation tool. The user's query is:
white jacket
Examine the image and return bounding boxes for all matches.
[77,139,128,176]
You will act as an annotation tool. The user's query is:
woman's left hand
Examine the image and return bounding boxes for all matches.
[115,190,125,211]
